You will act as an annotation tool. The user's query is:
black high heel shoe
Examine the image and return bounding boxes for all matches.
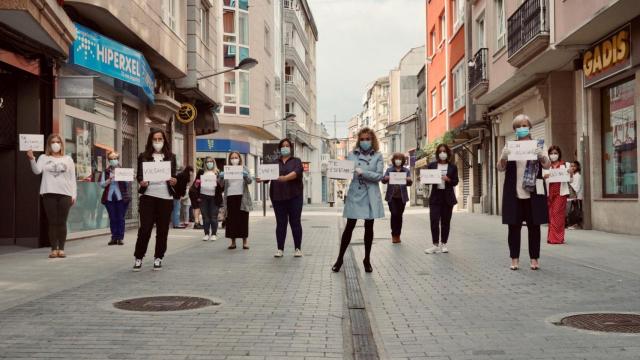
[332,260,343,272]
[363,260,373,273]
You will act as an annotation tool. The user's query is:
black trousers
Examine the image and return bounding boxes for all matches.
[507,198,541,259]
[42,194,73,250]
[134,195,173,259]
[388,197,406,236]
[429,202,453,245]
[337,218,374,263]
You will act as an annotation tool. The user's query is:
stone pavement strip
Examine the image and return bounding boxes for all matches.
[1,205,640,360]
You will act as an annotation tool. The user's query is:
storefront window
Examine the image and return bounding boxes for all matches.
[64,115,117,232]
[602,78,637,197]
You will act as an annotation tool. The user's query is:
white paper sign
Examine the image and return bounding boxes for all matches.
[327,160,355,180]
[114,168,134,182]
[548,167,570,183]
[200,174,217,189]
[507,140,538,161]
[142,161,171,182]
[389,172,407,185]
[420,169,443,184]
[19,134,44,151]
[224,165,243,180]
[258,164,279,180]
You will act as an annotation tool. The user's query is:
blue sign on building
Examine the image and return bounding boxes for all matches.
[69,23,155,102]
[196,139,251,154]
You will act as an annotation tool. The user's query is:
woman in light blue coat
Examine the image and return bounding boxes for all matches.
[332,127,384,273]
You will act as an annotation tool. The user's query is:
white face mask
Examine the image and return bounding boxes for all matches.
[230,158,240,165]
[394,159,402,167]
[438,152,448,161]
[152,141,164,152]
[549,154,559,162]
[50,143,61,153]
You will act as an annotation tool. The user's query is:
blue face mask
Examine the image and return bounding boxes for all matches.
[280,147,291,156]
[109,159,119,167]
[359,141,372,151]
[515,127,530,139]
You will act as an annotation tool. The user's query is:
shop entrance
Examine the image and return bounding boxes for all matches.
[0,72,17,245]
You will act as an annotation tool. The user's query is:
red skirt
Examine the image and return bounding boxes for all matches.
[547,183,567,244]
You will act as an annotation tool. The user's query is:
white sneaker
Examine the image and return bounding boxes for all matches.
[210,234,217,241]
[424,245,440,254]
[294,249,303,257]
[440,245,449,253]
[274,250,284,258]
[202,234,210,241]
[153,258,162,271]
[132,259,142,272]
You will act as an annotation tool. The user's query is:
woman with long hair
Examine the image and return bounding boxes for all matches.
[381,152,412,244]
[100,151,131,246]
[424,144,459,254]
[544,145,569,244]
[133,129,177,271]
[27,134,77,258]
[219,151,253,250]
[189,168,204,229]
[332,127,384,273]
[199,156,223,241]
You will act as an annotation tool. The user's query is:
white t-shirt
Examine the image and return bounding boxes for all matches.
[144,153,172,200]
[569,172,583,200]
[30,155,77,198]
[227,179,243,196]
[437,163,448,190]
[200,171,217,196]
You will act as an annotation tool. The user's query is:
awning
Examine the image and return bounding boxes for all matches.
[194,103,219,135]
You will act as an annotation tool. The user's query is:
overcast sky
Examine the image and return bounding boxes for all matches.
[308,0,425,137]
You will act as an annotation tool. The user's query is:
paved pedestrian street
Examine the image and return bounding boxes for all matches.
[1,205,639,360]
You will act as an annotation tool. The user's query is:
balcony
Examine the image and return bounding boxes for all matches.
[468,48,489,98]
[285,76,310,113]
[507,0,550,68]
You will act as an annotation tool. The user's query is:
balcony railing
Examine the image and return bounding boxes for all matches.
[468,48,488,98]
[507,0,550,67]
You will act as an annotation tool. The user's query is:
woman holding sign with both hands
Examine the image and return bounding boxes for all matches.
[498,114,550,271]
[133,130,177,271]
[543,145,568,244]
[198,157,223,242]
[424,144,458,254]
[100,151,131,246]
[381,153,412,244]
[218,152,253,250]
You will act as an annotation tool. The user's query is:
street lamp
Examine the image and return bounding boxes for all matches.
[262,113,296,127]
[197,57,259,81]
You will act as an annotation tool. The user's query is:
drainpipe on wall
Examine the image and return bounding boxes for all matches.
[464,0,473,127]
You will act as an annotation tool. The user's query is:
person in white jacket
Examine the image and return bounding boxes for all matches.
[567,161,583,229]
[27,133,77,258]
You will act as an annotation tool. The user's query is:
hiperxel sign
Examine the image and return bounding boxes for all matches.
[177,103,197,124]
[583,25,632,86]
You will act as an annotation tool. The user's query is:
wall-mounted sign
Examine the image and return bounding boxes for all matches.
[69,23,155,102]
[583,25,632,87]
[177,103,197,124]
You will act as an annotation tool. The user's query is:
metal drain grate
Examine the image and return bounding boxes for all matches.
[113,296,219,312]
[559,313,640,333]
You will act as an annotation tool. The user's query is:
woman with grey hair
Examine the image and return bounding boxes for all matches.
[497,114,550,270]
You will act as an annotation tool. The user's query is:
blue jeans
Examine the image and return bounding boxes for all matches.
[272,195,303,250]
[200,194,219,236]
[104,200,129,240]
[172,199,181,227]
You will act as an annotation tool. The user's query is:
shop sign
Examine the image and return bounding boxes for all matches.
[177,103,197,124]
[583,25,632,87]
[69,23,155,102]
[196,138,251,154]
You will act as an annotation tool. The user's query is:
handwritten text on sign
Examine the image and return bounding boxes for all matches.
[389,172,407,185]
[114,168,134,182]
[142,161,171,182]
[19,134,44,151]
[507,140,540,161]
[420,169,443,184]
[258,164,279,180]
[224,165,243,180]
[200,174,217,189]
[327,160,355,180]
[548,167,570,183]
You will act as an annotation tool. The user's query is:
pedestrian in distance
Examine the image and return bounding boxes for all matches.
[27,133,77,259]
[172,165,193,229]
[133,129,177,271]
[100,151,131,246]
[424,144,459,254]
[332,127,384,273]
[189,169,204,229]
[543,146,569,244]
[566,161,583,230]
[257,138,305,258]
[497,114,550,271]
[381,152,412,244]
[198,157,223,241]
[218,151,253,250]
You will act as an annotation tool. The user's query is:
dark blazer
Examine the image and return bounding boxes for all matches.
[381,166,412,202]
[501,161,548,225]
[427,161,459,206]
[173,169,191,199]
[136,152,177,196]
[100,167,132,204]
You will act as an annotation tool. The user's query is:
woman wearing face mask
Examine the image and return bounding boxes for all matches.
[133,130,177,271]
[258,138,304,257]
[497,114,550,270]
[100,151,131,246]
[199,157,223,241]
[543,146,569,244]
[381,153,412,244]
[424,144,459,254]
[332,128,384,273]
[219,152,253,250]
[27,134,77,258]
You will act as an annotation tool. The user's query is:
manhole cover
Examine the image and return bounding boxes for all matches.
[559,313,640,333]
[113,296,218,312]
